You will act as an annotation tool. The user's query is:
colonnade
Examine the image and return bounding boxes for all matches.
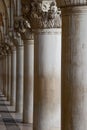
[0,16,61,130]
[0,0,87,130]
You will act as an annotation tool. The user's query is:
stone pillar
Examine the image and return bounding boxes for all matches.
[0,55,4,93]
[2,55,5,95]
[7,51,12,101]
[14,17,34,122]
[56,1,87,130]
[11,47,16,106]
[3,49,8,98]
[22,1,61,129]
[16,35,24,113]
[3,54,7,96]
[34,28,61,130]
[20,25,34,123]
[5,54,8,98]
[23,37,34,124]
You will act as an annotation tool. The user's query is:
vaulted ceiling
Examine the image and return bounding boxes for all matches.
[0,0,14,42]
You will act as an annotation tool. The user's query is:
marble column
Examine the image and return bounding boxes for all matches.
[57,1,87,130]
[14,17,34,122]
[11,47,16,106]
[2,55,5,95]
[21,28,34,124]
[34,28,61,130]
[4,54,8,98]
[3,54,7,96]
[0,55,4,94]
[7,51,12,102]
[23,1,61,130]
[16,35,24,113]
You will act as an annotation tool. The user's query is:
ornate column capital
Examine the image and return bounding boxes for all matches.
[1,44,11,55]
[14,17,34,40]
[57,0,87,8]
[4,35,16,51]
[13,32,24,47]
[14,17,24,46]
[22,0,61,29]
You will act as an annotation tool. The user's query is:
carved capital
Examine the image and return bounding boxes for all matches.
[14,17,34,40]
[21,29,34,41]
[4,35,16,51]
[13,32,24,46]
[22,0,61,29]
[1,44,11,55]
[14,17,24,32]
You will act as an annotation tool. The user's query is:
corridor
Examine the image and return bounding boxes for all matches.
[0,91,32,130]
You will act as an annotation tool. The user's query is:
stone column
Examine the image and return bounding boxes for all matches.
[20,23,34,123]
[14,17,34,122]
[23,35,34,124]
[11,47,16,106]
[15,34,24,113]
[2,45,10,99]
[5,54,8,98]
[22,1,61,129]
[57,1,87,130]
[2,55,5,95]
[34,28,61,130]
[7,50,12,102]
[3,47,9,98]
[0,55,4,94]
[6,53,9,99]
[3,54,7,96]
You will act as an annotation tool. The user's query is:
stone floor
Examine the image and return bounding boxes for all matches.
[0,91,32,130]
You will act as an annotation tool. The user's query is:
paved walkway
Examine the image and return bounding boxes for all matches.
[0,91,32,130]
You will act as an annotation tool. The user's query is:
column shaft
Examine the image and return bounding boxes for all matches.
[7,53,11,101]
[0,56,4,93]
[16,45,24,113]
[33,29,61,130]
[61,6,87,130]
[3,55,7,96]
[23,39,34,123]
[11,50,16,106]
[5,55,8,98]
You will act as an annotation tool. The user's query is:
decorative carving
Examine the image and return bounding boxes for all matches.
[4,35,16,51]
[13,32,23,46]
[1,44,12,55]
[14,17,34,40]
[22,0,61,29]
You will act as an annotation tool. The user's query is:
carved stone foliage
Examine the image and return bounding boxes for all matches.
[4,34,16,51]
[0,44,11,54]
[22,0,61,29]
[14,17,33,40]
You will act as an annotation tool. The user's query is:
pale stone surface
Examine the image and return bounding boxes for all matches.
[14,17,34,122]
[5,55,8,98]
[3,55,7,97]
[16,45,24,113]
[2,55,8,98]
[23,39,34,124]
[7,53,11,102]
[61,6,87,130]
[0,57,4,93]
[11,49,16,106]
[2,56,5,95]
[33,28,61,130]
